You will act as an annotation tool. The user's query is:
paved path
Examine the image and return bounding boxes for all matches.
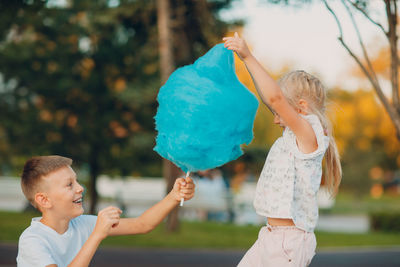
[1,243,400,266]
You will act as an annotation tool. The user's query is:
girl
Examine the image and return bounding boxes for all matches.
[223,33,342,267]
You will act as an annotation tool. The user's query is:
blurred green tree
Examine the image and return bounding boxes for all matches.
[0,0,237,213]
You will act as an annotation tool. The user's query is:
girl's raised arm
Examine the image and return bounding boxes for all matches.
[223,33,317,153]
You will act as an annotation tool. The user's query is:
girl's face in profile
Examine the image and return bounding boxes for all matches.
[271,99,309,129]
[273,113,286,128]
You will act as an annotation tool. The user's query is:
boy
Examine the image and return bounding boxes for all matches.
[17,155,195,267]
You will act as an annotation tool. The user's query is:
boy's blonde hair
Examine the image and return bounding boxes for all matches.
[21,155,73,208]
[278,70,342,196]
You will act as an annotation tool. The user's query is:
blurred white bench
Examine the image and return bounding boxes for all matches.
[97,176,263,224]
[0,177,27,211]
[97,175,231,211]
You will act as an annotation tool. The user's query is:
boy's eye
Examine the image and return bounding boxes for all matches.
[68,183,73,187]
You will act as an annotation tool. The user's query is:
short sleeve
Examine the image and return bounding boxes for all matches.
[17,234,55,267]
[283,114,329,159]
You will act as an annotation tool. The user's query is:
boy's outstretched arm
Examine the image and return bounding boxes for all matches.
[108,176,195,236]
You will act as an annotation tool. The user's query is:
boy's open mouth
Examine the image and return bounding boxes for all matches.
[73,197,82,204]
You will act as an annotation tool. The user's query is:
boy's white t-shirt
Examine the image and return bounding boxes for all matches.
[17,215,97,267]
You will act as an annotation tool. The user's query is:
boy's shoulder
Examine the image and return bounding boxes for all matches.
[17,215,98,266]
[19,217,46,241]
[19,215,97,241]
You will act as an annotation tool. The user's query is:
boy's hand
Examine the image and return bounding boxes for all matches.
[223,32,252,61]
[171,176,195,203]
[93,206,122,240]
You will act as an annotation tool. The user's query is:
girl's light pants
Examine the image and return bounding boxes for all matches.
[237,225,316,267]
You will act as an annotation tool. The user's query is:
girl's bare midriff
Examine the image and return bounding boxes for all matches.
[267,217,295,226]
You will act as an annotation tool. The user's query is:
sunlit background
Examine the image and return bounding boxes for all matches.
[0,0,399,265]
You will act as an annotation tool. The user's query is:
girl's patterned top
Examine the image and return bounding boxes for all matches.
[253,114,329,232]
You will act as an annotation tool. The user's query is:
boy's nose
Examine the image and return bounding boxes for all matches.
[77,183,84,193]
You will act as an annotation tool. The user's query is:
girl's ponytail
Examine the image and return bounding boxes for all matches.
[316,111,342,197]
[325,127,342,197]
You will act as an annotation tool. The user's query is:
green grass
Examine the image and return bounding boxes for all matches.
[316,231,400,249]
[102,221,258,249]
[1,211,399,249]
[0,211,40,242]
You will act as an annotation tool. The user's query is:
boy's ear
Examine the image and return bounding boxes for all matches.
[34,192,52,210]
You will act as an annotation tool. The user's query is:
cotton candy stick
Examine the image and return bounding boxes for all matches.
[180,171,190,206]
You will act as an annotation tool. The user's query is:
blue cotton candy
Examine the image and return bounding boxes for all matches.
[154,43,259,173]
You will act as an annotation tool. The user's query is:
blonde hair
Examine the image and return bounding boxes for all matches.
[21,155,73,208]
[278,70,342,197]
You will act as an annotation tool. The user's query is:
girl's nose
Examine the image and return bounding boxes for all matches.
[273,114,280,124]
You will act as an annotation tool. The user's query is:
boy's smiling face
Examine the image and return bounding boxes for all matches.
[38,166,85,220]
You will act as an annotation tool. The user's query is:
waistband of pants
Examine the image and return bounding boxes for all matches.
[265,224,304,232]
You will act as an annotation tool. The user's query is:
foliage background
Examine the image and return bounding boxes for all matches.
[0,0,399,208]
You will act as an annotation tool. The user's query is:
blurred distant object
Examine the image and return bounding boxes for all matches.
[317,186,335,210]
[370,184,384,199]
[382,170,400,195]
[370,211,400,232]
[0,177,25,211]
[329,89,400,195]
[316,214,369,233]
[370,166,384,180]
[230,161,253,193]
[187,169,230,221]
[369,167,400,199]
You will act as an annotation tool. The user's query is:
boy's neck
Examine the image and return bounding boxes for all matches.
[40,212,71,234]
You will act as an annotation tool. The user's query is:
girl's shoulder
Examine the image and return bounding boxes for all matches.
[284,114,329,159]
[300,114,325,135]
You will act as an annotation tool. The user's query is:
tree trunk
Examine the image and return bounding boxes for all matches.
[385,0,400,139]
[164,160,183,232]
[158,0,174,81]
[157,0,182,232]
